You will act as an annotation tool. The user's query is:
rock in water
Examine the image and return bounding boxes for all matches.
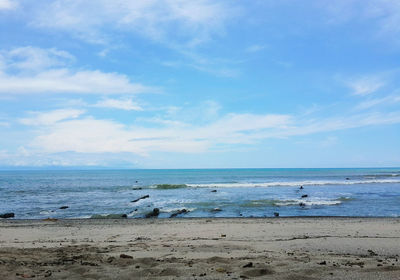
[59,206,69,209]
[211,190,217,192]
[243,262,253,268]
[170,209,188,218]
[0,212,14,218]
[131,195,149,203]
[120,254,133,259]
[145,208,160,218]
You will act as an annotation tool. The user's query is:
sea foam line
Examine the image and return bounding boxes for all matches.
[187,179,400,188]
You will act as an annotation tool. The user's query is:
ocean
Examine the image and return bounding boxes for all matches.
[1,168,399,219]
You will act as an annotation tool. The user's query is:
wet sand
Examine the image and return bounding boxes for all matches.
[0,217,399,279]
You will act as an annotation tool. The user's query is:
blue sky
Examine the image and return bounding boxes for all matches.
[0,0,400,168]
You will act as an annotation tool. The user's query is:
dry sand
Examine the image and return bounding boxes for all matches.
[0,217,399,279]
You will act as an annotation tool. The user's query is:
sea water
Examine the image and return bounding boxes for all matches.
[0,168,399,219]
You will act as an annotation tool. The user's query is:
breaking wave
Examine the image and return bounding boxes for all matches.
[187,179,400,188]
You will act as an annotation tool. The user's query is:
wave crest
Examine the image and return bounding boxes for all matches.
[188,179,400,188]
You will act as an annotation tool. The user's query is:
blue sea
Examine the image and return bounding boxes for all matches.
[1,168,400,219]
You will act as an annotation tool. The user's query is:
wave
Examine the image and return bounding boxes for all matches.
[240,199,281,207]
[154,184,188,189]
[90,213,127,219]
[241,197,346,207]
[337,196,354,201]
[275,199,341,206]
[187,178,400,188]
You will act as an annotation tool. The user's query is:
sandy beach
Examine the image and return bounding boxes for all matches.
[0,218,399,279]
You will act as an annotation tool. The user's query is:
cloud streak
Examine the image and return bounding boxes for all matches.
[19,109,85,126]
[346,76,385,96]
[15,108,400,164]
[0,47,155,95]
[29,0,235,46]
[93,98,143,111]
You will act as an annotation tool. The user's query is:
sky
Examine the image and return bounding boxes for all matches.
[0,0,400,169]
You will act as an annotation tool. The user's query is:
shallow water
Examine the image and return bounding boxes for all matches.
[0,168,399,218]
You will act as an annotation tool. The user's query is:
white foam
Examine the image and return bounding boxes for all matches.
[187,178,400,188]
[275,199,342,206]
[159,207,196,213]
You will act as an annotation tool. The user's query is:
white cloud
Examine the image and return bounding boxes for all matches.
[19,109,400,161]
[3,106,400,166]
[30,0,235,46]
[354,94,400,110]
[24,0,241,77]
[93,98,143,111]
[0,47,155,95]
[19,109,85,126]
[5,46,74,71]
[0,0,17,10]
[0,69,152,95]
[21,112,290,157]
[320,0,400,41]
[346,76,385,95]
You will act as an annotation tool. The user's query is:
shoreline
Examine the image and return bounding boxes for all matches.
[1,216,399,223]
[1,217,400,279]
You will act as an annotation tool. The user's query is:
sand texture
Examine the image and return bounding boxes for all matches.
[0,218,400,279]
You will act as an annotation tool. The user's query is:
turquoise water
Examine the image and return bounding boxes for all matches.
[0,168,400,219]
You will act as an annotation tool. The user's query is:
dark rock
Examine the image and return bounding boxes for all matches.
[170,209,188,218]
[131,195,149,203]
[368,249,378,256]
[211,190,217,192]
[274,212,279,217]
[301,194,308,198]
[59,206,69,210]
[145,208,160,218]
[319,261,327,265]
[243,262,253,268]
[0,212,14,219]
[120,254,133,259]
